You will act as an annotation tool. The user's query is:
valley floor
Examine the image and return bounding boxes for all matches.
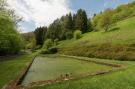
[31,56,135,89]
[1,54,135,89]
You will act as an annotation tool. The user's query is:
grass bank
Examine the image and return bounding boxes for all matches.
[57,16,135,61]
[0,53,36,89]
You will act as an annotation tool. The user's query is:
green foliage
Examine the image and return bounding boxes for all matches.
[74,30,82,40]
[54,39,59,46]
[65,13,73,31]
[92,1,135,31]
[66,31,73,39]
[41,39,58,54]
[0,16,23,55]
[0,0,25,55]
[25,37,36,50]
[41,47,58,54]
[75,9,88,33]
[46,19,62,40]
[99,9,113,32]
[37,9,90,41]
[87,19,93,32]
[34,27,47,45]
[46,13,74,41]
[43,39,53,50]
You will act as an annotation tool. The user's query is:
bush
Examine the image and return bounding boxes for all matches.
[41,49,49,54]
[43,39,53,49]
[48,47,58,54]
[74,30,82,40]
[41,39,58,54]
[35,45,42,50]
[54,39,59,46]
[25,38,37,50]
[41,47,58,54]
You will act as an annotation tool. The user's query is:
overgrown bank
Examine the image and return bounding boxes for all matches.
[58,44,135,61]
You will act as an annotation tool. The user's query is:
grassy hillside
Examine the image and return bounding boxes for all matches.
[57,16,135,61]
[58,16,135,47]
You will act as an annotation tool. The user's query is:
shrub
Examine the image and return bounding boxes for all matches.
[35,45,42,50]
[54,39,59,46]
[41,49,49,54]
[41,39,58,54]
[48,47,58,54]
[74,30,82,40]
[41,47,58,54]
[43,39,53,50]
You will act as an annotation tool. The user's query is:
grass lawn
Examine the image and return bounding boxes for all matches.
[0,53,36,89]
[22,55,112,85]
[31,56,135,89]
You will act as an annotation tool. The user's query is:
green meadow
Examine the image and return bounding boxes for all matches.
[58,16,135,48]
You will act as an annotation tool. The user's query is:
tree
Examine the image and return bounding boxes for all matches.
[99,9,113,32]
[65,13,73,31]
[65,31,73,39]
[0,0,6,11]
[0,16,23,55]
[72,14,76,30]
[75,9,88,33]
[87,18,93,32]
[92,13,103,31]
[34,27,47,45]
[46,19,62,40]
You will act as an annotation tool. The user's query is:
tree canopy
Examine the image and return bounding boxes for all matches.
[0,0,23,55]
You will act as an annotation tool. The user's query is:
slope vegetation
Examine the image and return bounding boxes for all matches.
[58,16,135,61]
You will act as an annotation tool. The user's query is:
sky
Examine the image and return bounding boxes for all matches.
[7,0,133,33]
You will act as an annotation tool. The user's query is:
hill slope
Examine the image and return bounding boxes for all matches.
[57,16,135,61]
[59,16,135,47]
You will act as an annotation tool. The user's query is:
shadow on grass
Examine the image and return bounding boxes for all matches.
[108,27,120,32]
[101,27,120,34]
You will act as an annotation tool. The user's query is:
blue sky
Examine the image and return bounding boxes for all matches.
[7,0,133,33]
[70,0,133,17]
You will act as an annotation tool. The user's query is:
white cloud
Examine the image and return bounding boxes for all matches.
[7,0,72,27]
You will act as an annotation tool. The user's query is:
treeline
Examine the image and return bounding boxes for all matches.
[92,1,135,31]
[0,0,23,55]
[34,9,93,46]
